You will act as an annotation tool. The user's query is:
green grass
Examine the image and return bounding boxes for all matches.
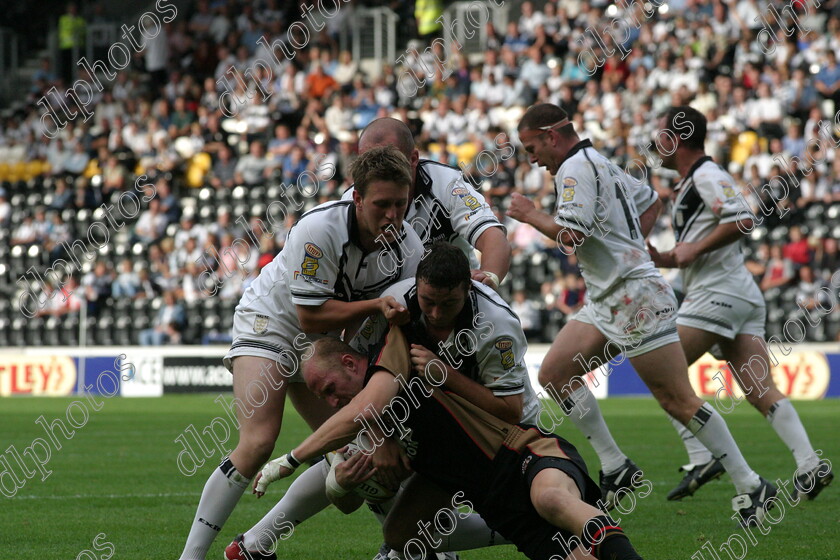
[1,396,838,559]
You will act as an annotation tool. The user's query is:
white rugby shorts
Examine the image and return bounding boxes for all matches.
[573,275,680,358]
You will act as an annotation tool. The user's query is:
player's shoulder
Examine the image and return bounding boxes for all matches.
[292,200,353,241]
[380,277,415,303]
[417,159,466,194]
[693,159,734,190]
[471,281,519,323]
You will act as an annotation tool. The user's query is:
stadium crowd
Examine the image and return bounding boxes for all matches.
[1,0,840,345]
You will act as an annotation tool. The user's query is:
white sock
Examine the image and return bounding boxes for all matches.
[243,460,332,553]
[179,458,251,560]
[432,512,512,551]
[686,403,760,494]
[558,385,627,474]
[767,398,820,472]
[669,414,713,466]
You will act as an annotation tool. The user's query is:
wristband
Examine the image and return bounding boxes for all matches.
[278,451,301,471]
[482,271,500,289]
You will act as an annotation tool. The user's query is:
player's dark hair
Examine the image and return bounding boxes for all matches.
[416,241,471,292]
[660,106,706,150]
[518,103,573,136]
[359,117,416,159]
[349,145,412,197]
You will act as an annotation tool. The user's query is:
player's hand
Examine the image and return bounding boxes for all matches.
[671,242,701,268]
[334,447,377,489]
[380,296,409,325]
[506,192,535,223]
[410,343,439,375]
[471,269,500,289]
[252,458,294,498]
[371,438,412,489]
[646,241,676,268]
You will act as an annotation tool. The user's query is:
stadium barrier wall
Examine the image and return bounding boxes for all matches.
[0,344,838,399]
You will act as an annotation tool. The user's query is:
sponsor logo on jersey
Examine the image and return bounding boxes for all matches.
[562,177,577,202]
[452,185,482,211]
[253,314,269,335]
[495,337,515,370]
[719,180,736,198]
[300,242,323,279]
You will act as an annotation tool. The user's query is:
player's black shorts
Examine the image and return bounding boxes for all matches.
[476,428,602,560]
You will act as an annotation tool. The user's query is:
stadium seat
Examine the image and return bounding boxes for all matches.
[10,317,27,347]
[44,316,62,346]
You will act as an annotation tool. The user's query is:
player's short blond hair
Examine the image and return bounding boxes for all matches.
[348,145,412,197]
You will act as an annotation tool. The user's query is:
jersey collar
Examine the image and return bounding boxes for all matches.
[347,201,363,248]
[559,138,593,169]
[414,160,432,197]
[675,155,713,191]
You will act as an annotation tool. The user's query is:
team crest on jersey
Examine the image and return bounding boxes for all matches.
[452,186,481,211]
[719,181,736,198]
[495,337,515,370]
[253,314,269,335]
[562,177,577,202]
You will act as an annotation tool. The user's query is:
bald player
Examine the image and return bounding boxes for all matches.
[343,117,511,291]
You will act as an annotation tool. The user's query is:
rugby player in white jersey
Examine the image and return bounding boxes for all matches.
[506,103,776,527]
[648,105,833,501]
[343,117,511,291]
[225,242,533,560]
[177,146,425,560]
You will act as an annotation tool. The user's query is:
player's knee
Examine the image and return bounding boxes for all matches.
[237,434,277,467]
[532,486,575,522]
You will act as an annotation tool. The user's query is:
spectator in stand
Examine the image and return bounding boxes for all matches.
[510,289,543,339]
[795,266,830,312]
[210,146,238,189]
[0,189,10,226]
[113,259,140,299]
[761,244,795,291]
[234,141,271,186]
[783,225,812,267]
[133,199,168,244]
[139,290,186,345]
[556,273,586,317]
[82,261,113,316]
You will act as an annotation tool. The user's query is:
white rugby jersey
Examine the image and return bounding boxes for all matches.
[672,156,760,301]
[236,200,424,341]
[350,278,539,425]
[343,160,504,268]
[553,139,660,301]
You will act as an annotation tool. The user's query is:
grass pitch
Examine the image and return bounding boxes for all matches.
[1,395,838,560]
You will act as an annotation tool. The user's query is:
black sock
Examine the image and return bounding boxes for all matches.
[581,515,643,560]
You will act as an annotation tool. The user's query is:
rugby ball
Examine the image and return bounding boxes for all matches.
[325,433,398,504]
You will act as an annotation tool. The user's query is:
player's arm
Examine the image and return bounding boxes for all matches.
[670,174,754,267]
[638,196,662,238]
[296,297,407,333]
[471,227,512,288]
[409,344,523,423]
[506,192,586,248]
[253,370,402,496]
[671,220,752,268]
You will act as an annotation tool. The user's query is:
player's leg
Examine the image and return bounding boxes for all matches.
[539,319,632,477]
[722,333,832,499]
[530,469,643,560]
[664,325,726,500]
[227,461,332,558]
[382,474,454,551]
[288,381,337,430]
[228,383,339,557]
[629,342,776,524]
[179,355,289,560]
